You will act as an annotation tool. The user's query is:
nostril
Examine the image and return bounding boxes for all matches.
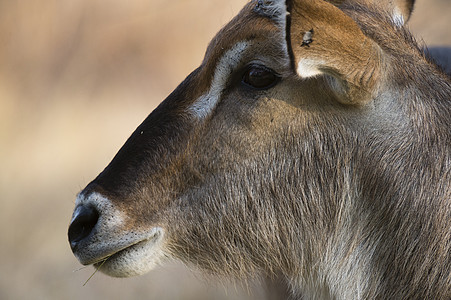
[68,205,99,251]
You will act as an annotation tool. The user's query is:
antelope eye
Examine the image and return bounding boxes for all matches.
[242,65,279,90]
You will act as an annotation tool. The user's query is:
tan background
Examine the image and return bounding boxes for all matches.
[0,0,449,299]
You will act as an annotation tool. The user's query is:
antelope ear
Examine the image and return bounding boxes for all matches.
[288,0,381,105]
[325,0,416,26]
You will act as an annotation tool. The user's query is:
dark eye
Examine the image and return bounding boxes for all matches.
[242,65,279,90]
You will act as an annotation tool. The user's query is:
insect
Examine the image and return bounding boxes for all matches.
[301,29,314,47]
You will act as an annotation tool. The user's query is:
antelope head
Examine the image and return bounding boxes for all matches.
[69,0,450,298]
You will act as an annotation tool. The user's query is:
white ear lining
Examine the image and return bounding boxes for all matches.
[392,7,405,27]
[296,58,325,78]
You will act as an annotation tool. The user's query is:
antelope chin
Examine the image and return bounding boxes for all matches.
[93,227,165,278]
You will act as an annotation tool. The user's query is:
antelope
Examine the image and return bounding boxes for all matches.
[68,0,451,299]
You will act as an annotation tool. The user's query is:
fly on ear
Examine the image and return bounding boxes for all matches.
[301,29,314,47]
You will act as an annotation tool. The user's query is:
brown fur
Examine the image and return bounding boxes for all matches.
[328,0,415,22]
[69,0,450,299]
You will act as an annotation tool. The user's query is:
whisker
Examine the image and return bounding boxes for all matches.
[73,266,88,273]
[83,256,111,286]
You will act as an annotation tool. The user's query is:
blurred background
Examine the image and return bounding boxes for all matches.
[0,0,449,299]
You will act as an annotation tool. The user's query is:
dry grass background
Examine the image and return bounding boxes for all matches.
[0,0,449,299]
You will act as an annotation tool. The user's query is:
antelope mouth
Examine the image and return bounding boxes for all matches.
[85,227,166,278]
[93,233,158,263]
[69,193,167,277]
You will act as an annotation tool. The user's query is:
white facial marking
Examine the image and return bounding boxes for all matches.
[296,58,324,78]
[189,41,249,119]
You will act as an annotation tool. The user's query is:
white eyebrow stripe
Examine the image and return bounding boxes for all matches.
[189,41,249,119]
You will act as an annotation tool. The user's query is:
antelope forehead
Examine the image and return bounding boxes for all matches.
[189,41,249,119]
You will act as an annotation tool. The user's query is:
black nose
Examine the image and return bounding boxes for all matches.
[68,205,99,251]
